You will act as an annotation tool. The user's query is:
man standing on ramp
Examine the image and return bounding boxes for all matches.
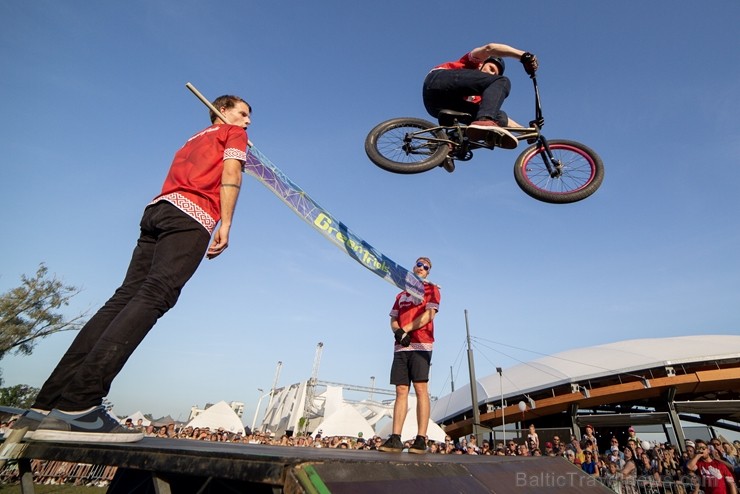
[14,94,252,443]
[379,257,441,454]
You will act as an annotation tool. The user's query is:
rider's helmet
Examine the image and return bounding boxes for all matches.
[482,56,505,75]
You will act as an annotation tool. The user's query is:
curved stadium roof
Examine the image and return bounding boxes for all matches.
[431,334,740,424]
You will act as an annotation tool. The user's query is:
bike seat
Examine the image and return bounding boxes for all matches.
[437,110,474,126]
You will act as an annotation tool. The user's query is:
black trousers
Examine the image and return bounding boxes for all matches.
[33,202,211,410]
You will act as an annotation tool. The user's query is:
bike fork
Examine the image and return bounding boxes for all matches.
[536,135,563,178]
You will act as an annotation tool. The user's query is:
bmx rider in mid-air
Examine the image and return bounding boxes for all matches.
[422,42,539,149]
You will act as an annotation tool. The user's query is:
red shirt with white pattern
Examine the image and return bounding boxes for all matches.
[152,124,248,233]
[390,282,441,352]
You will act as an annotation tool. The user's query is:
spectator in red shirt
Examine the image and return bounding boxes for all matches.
[687,439,738,494]
[19,95,252,444]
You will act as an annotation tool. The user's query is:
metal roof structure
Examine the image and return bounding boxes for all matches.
[431,334,740,440]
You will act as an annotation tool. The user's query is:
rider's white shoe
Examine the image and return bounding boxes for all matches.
[467,120,518,149]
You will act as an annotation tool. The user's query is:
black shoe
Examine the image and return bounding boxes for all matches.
[32,406,144,443]
[394,329,411,347]
[408,435,428,454]
[8,409,48,440]
[378,434,404,453]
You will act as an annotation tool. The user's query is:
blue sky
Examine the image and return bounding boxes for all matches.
[1,1,739,424]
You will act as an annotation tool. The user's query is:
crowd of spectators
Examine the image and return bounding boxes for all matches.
[127,420,740,493]
[5,416,740,493]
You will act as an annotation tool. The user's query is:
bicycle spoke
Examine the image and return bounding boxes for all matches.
[376,126,442,164]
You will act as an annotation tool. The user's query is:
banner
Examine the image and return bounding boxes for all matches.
[243,146,425,300]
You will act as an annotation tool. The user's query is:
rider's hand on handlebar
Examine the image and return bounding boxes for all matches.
[520,52,538,77]
[529,117,544,129]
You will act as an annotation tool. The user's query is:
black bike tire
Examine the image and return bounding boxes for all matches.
[365,117,448,174]
[513,139,604,204]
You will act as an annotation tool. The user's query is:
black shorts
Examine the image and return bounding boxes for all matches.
[389,351,432,386]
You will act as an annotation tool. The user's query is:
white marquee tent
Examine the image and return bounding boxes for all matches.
[185,401,245,434]
[120,411,151,427]
[311,403,375,439]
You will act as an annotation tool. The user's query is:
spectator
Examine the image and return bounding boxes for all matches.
[468,434,479,453]
[621,446,638,494]
[602,461,623,493]
[481,440,491,455]
[720,441,740,479]
[552,434,563,453]
[526,424,540,451]
[517,443,530,456]
[686,439,738,494]
[581,450,600,477]
[605,437,624,459]
[544,441,556,456]
[564,449,578,465]
[627,426,640,446]
[636,449,661,481]
[583,425,598,449]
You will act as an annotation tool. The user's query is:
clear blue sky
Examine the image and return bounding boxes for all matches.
[1,1,738,424]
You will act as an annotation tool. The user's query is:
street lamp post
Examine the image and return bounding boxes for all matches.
[497,367,505,444]
[251,388,266,432]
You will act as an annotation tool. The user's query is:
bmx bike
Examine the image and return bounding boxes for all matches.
[364,75,604,204]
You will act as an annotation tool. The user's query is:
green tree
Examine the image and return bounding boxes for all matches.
[0,263,88,360]
[0,383,39,408]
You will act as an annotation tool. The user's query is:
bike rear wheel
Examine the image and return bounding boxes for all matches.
[514,139,604,204]
[365,117,448,174]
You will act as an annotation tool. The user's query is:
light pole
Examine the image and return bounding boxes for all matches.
[497,367,505,444]
[251,388,267,432]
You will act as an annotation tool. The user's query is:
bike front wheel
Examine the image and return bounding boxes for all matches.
[365,117,448,174]
[513,139,604,204]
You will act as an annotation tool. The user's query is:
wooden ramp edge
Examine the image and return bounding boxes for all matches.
[4,437,612,493]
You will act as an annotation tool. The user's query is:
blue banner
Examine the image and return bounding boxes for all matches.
[243,146,425,300]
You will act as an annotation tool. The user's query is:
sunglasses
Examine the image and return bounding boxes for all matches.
[416,262,430,271]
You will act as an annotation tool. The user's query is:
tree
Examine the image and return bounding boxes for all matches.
[0,383,39,409]
[0,263,88,360]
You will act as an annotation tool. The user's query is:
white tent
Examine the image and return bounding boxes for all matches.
[377,396,447,443]
[121,411,151,427]
[311,403,375,439]
[185,401,245,434]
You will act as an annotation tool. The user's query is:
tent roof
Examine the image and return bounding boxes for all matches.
[186,401,245,434]
[312,403,375,439]
[121,411,151,426]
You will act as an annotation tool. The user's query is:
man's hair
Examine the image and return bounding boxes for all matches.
[417,256,432,269]
[210,95,252,123]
